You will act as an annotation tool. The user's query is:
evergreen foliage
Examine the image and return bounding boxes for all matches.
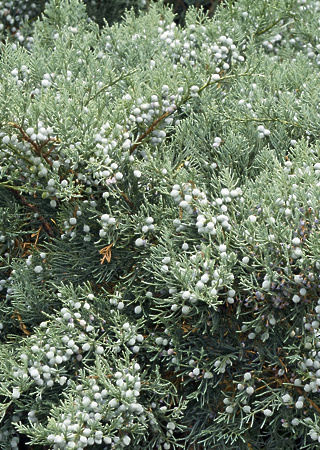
[0,0,220,45]
[0,0,146,45]
[1,0,320,448]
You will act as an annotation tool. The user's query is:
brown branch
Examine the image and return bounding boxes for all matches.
[39,137,58,151]
[8,122,40,153]
[129,111,170,155]
[8,122,54,167]
[11,310,30,336]
[121,192,133,209]
[8,188,55,238]
[44,144,57,158]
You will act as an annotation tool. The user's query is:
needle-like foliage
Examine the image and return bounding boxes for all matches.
[1,0,320,449]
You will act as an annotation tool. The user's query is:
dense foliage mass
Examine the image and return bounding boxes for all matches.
[1,0,320,448]
[0,0,148,49]
[0,0,220,43]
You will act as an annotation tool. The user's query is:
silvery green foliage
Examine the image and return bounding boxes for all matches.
[0,0,220,46]
[0,0,147,48]
[1,0,320,448]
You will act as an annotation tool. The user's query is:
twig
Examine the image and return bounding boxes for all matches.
[84,69,137,107]
[8,122,56,167]
[253,17,284,37]
[8,122,40,153]
[130,111,170,155]
[121,192,134,209]
[7,188,55,238]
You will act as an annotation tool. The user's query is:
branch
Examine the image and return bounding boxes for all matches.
[7,188,55,238]
[8,122,56,167]
[129,68,258,155]
[253,17,284,37]
[121,192,134,209]
[8,122,40,154]
[130,111,171,155]
[84,69,138,107]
